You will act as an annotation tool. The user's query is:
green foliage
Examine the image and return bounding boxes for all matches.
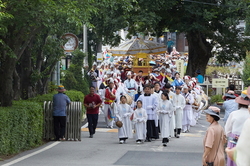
[28,90,84,104]
[210,94,224,104]
[0,101,43,155]
[242,52,250,86]
[62,49,91,95]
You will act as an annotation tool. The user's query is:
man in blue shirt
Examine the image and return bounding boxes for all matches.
[195,69,204,83]
[166,38,174,54]
[53,85,71,141]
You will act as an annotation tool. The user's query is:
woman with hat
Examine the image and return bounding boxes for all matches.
[224,90,250,166]
[202,106,226,166]
[115,95,133,144]
[226,86,250,166]
[222,90,238,123]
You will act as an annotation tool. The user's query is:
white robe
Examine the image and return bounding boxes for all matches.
[173,94,186,129]
[154,91,163,127]
[182,92,194,128]
[124,79,138,100]
[157,100,174,138]
[137,94,158,120]
[133,108,147,140]
[168,91,176,137]
[115,103,133,138]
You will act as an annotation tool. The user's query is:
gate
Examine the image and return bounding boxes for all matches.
[44,101,82,141]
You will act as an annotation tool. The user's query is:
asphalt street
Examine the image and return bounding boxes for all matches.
[0,111,225,166]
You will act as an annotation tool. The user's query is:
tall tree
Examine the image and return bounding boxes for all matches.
[0,0,95,106]
[127,0,250,76]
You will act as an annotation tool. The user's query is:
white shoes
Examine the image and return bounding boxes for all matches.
[119,140,124,144]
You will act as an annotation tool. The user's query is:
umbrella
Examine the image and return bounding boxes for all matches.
[111,38,167,56]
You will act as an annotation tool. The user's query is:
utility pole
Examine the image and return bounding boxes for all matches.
[83,24,88,67]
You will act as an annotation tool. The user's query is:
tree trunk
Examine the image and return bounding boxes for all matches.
[0,56,16,106]
[186,31,213,77]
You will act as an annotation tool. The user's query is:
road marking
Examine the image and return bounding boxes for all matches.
[81,122,88,128]
[81,128,118,133]
[2,142,61,166]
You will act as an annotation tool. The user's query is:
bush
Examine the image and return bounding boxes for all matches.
[210,94,224,104]
[242,51,250,87]
[28,90,85,103]
[0,101,43,155]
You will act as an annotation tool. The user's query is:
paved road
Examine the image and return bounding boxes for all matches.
[1,111,224,166]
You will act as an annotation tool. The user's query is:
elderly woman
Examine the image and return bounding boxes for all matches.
[222,90,238,124]
[203,106,226,166]
[226,87,250,166]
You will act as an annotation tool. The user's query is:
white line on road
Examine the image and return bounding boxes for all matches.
[2,142,61,166]
[81,122,88,128]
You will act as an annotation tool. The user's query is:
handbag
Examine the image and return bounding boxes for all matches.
[206,129,223,166]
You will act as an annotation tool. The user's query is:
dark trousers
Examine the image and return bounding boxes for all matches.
[53,116,66,140]
[146,120,158,140]
[87,114,99,135]
[167,47,172,54]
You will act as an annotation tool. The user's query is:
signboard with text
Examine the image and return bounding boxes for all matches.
[176,60,184,78]
[212,78,228,88]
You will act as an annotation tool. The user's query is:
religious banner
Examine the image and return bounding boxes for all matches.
[176,60,184,78]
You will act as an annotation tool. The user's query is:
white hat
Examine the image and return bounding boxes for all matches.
[127,71,132,76]
[93,62,97,66]
[182,85,188,89]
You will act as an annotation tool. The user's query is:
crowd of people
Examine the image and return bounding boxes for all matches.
[85,56,208,147]
[52,54,250,166]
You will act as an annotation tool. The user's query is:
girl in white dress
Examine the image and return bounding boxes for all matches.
[157,91,174,146]
[133,100,148,144]
[115,95,133,144]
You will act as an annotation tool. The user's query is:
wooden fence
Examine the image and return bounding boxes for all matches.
[44,101,82,141]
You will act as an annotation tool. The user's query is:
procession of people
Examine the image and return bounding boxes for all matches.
[85,50,209,147]
[82,49,250,166]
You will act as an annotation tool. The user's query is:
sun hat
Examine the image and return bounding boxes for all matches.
[204,106,220,120]
[57,85,66,92]
[235,90,250,105]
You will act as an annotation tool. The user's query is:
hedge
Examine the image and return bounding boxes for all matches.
[0,90,85,156]
[28,90,84,104]
[0,101,43,155]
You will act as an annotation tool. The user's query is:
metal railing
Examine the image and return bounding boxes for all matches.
[44,101,82,141]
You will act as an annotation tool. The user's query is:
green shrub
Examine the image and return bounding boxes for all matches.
[0,101,43,155]
[210,94,224,104]
[28,90,84,103]
[242,52,250,87]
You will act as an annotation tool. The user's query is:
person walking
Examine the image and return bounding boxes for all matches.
[182,85,194,133]
[137,84,158,142]
[202,106,226,166]
[224,90,250,166]
[133,100,147,144]
[84,86,102,138]
[102,78,117,128]
[225,87,250,166]
[53,85,71,141]
[157,92,174,147]
[173,86,186,138]
[115,95,133,144]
